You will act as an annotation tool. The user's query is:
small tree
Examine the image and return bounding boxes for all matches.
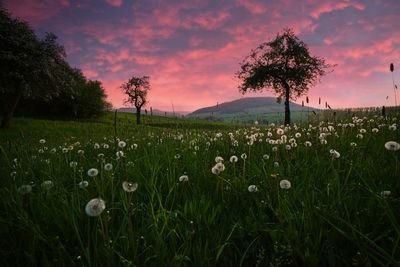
[120,76,150,124]
[236,28,334,125]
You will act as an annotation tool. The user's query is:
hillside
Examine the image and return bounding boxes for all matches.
[187,97,318,123]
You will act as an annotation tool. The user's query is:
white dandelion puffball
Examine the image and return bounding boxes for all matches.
[87,168,99,177]
[248,185,258,192]
[118,141,126,148]
[39,139,46,144]
[384,141,400,151]
[372,128,379,133]
[241,153,247,160]
[274,161,279,168]
[122,181,138,192]
[116,151,124,158]
[41,180,54,190]
[85,198,106,217]
[211,166,220,175]
[215,156,224,163]
[330,149,340,159]
[18,184,32,194]
[179,175,189,182]
[104,163,113,171]
[276,128,284,135]
[380,191,391,197]
[230,155,238,163]
[79,180,89,189]
[304,141,312,147]
[279,179,291,189]
[263,154,270,160]
[295,133,301,138]
[69,161,78,168]
[214,162,225,172]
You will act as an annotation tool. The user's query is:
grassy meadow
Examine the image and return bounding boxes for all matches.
[0,112,399,266]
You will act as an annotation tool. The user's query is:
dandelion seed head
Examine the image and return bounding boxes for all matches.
[87,168,99,177]
[384,141,400,151]
[230,155,238,163]
[248,185,258,192]
[41,180,54,190]
[85,198,106,217]
[122,181,138,192]
[104,163,113,171]
[279,179,291,189]
[79,180,89,189]
[18,184,32,194]
[179,175,189,182]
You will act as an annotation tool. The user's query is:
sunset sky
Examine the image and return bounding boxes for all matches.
[4,0,400,111]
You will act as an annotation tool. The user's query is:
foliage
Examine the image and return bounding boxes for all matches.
[120,75,150,124]
[237,28,334,125]
[0,7,109,127]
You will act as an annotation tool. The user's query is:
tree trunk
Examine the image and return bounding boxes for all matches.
[136,108,141,125]
[1,91,22,129]
[284,83,291,125]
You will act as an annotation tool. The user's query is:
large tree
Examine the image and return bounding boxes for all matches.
[236,28,334,125]
[0,7,72,128]
[120,76,150,125]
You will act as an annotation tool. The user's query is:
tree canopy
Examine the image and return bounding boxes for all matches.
[0,6,110,128]
[120,76,150,125]
[236,28,334,124]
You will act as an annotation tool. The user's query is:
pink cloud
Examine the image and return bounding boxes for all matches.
[104,0,122,8]
[3,0,69,26]
[310,0,365,19]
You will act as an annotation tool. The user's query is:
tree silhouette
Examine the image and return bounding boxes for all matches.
[120,75,150,125]
[0,7,72,128]
[236,28,334,125]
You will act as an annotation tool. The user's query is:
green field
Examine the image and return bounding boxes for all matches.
[0,113,399,266]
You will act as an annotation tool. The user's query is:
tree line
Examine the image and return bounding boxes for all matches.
[0,6,110,129]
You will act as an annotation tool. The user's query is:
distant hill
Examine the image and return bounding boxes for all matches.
[187,97,319,123]
[117,107,189,117]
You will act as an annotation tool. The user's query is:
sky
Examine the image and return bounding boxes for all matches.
[3,0,400,112]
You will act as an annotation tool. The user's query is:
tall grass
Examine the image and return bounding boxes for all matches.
[0,113,399,266]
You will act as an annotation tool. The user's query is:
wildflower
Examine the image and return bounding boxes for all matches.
[77,150,84,155]
[93,143,100,149]
[230,155,238,163]
[359,129,366,134]
[372,128,379,133]
[380,190,391,198]
[85,198,106,217]
[103,144,109,149]
[350,142,357,147]
[276,128,284,135]
[68,162,77,168]
[104,163,113,171]
[389,124,397,131]
[285,145,291,150]
[263,154,270,160]
[118,141,126,148]
[39,139,46,144]
[38,148,44,154]
[304,141,312,147]
[214,162,225,172]
[62,148,69,153]
[174,154,181,159]
[116,151,124,158]
[330,149,340,159]
[279,179,291,189]
[274,161,279,167]
[87,168,99,177]
[122,181,138,192]
[248,185,258,192]
[211,166,220,175]
[356,134,363,139]
[18,184,32,194]
[384,141,400,151]
[179,175,189,182]
[79,180,89,189]
[215,156,224,163]
[41,180,54,190]
[254,121,259,125]
[272,146,278,152]
[295,132,301,138]
[241,153,247,160]
[132,144,138,149]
